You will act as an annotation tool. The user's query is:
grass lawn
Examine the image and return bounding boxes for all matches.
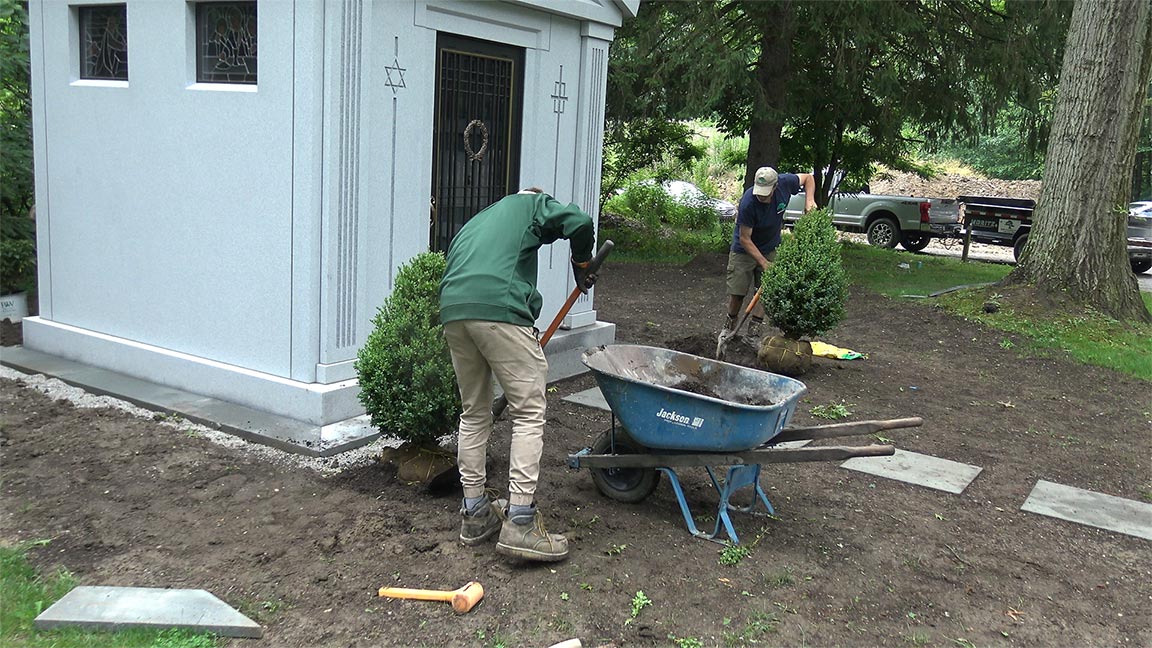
[843,243,1152,381]
[1,543,218,648]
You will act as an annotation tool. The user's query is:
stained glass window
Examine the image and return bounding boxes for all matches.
[79,4,128,80]
[196,2,257,84]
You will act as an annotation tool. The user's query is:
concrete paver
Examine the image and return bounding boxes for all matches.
[34,586,262,638]
[1022,480,1152,541]
[840,448,982,494]
[562,386,610,411]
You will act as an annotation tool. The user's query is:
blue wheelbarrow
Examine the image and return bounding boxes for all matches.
[568,344,922,544]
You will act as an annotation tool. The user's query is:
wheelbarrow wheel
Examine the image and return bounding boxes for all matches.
[589,430,661,503]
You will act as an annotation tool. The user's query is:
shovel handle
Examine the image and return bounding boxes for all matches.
[582,239,615,279]
[491,240,614,418]
[728,286,764,337]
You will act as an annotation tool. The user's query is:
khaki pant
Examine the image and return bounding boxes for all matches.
[443,320,548,506]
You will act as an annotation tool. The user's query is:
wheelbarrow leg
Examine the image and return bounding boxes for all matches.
[723,464,776,518]
[706,464,776,545]
[657,468,723,544]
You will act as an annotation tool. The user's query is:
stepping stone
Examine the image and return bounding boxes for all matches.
[1021,480,1152,541]
[563,386,610,411]
[840,448,982,494]
[34,586,262,638]
[770,439,812,449]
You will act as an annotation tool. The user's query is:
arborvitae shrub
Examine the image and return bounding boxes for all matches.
[760,208,849,340]
[355,252,460,445]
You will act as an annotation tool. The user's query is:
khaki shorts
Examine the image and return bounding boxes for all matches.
[726,250,776,296]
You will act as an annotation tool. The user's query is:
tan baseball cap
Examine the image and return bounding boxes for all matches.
[752,167,778,197]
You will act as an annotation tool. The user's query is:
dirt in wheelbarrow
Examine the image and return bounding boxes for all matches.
[669,378,779,407]
[2,251,1149,648]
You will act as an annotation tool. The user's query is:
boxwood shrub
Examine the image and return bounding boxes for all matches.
[760,208,848,340]
[355,252,460,446]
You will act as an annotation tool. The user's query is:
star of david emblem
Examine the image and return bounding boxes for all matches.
[385,57,407,94]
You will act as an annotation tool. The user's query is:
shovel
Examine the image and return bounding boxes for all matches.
[715,286,762,359]
[492,240,614,418]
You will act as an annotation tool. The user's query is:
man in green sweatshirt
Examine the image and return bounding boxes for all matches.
[440,188,596,563]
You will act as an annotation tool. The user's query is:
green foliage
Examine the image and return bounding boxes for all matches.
[685,128,747,199]
[669,635,704,648]
[629,591,652,619]
[810,401,853,420]
[602,118,703,202]
[607,1,1071,197]
[923,104,1050,180]
[601,126,741,262]
[1,0,33,223]
[1,0,37,299]
[718,543,752,565]
[355,252,460,445]
[760,208,848,340]
[600,220,731,264]
[603,181,716,232]
[0,236,35,294]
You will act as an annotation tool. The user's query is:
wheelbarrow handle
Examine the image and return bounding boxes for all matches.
[770,417,923,444]
[492,241,614,418]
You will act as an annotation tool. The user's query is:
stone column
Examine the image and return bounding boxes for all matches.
[564,23,613,330]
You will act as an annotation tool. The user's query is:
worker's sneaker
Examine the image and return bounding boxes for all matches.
[459,496,508,546]
[496,508,569,562]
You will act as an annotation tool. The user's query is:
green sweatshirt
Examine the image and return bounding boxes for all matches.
[440,192,595,327]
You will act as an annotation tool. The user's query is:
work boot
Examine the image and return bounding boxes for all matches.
[495,507,569,562]
[459,495,508,546]
[743,318,764,348]
[723,314,737,332]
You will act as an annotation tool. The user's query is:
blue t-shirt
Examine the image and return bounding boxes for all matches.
[730,172,801,255]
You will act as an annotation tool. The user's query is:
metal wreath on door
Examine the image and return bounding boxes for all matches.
[430,34,525,253]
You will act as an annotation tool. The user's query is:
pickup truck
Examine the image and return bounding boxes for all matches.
[959,196,1152,274]
[785,191,961,251]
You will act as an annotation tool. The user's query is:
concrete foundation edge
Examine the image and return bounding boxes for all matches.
[10,318,615,454]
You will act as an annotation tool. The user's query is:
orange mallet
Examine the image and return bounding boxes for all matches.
[378,581,485,614]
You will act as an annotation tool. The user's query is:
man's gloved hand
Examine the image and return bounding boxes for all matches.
[572,259,596,294]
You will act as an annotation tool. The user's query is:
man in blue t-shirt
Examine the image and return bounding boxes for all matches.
[722,166,816,344]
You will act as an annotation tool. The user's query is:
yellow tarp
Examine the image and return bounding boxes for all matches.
[810,341,866,360]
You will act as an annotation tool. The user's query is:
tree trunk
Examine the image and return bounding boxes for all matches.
[1005,0,1152,323]
[745,117,783,188]
[743,1,793,189]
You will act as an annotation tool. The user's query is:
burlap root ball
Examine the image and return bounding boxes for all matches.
[757,336,813,377]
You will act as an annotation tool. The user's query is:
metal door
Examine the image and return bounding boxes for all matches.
[430,34,524,252]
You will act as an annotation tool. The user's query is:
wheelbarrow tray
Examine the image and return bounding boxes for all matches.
[581,344,807,452]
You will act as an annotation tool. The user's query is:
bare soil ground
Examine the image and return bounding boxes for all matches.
[2,253,1150,648]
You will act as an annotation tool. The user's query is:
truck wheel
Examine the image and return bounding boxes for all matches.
[1132,259,1152,274]
[900,233,931,252]
[589,430,660,504]
[866,217,900,249]
[1013,234,1029,262]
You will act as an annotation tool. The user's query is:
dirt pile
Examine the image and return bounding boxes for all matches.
[870,170,1042,201]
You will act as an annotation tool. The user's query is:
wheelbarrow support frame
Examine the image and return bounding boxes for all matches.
[569,417,922,545]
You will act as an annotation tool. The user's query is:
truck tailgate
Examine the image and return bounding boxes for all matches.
[928,199,960,224]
